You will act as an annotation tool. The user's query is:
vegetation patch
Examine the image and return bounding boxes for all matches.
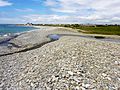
[36,24,120,35]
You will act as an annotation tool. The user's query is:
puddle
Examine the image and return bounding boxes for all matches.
[48,34,61,41]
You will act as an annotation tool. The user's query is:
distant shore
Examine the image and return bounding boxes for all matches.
[17,24,120,35]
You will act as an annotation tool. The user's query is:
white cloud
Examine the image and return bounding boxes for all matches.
[43,0,120,24]
[1,14,120,24]
[15,8,34,12]
[45,0,91,13]
[0,0,12,6]
[22,14,70,24]
[47,0,120,15]
[1,0,120,24]
[45,0,58,6]
[20,14,120,24]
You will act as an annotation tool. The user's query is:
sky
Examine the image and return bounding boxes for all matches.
[0,0,120,24]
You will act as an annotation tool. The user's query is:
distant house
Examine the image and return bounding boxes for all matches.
[85,24,97,27]
[26,23,33,26]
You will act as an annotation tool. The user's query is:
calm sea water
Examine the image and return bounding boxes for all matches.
[0,24,38,36]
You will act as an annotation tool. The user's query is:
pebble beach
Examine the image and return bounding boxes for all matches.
[0,26,120,90]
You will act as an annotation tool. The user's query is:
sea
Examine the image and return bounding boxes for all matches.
[0,24,38,36]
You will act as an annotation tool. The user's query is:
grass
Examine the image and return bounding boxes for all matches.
[76,26,120,35]
[34,24,120,35]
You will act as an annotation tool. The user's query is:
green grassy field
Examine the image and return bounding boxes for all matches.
[60,25,120,35]
[35,24,120,35]
[76,26,120,35]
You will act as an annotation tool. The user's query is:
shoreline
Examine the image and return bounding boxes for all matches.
[0,26,76,55]
[1,25,120,39]
[0,26,57,38]
[0,26,120,47]
[0,26,120,56]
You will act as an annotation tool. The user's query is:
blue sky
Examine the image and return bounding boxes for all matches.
[0,0,120,24]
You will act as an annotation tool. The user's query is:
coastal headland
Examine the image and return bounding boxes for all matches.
[0,26,120,89]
